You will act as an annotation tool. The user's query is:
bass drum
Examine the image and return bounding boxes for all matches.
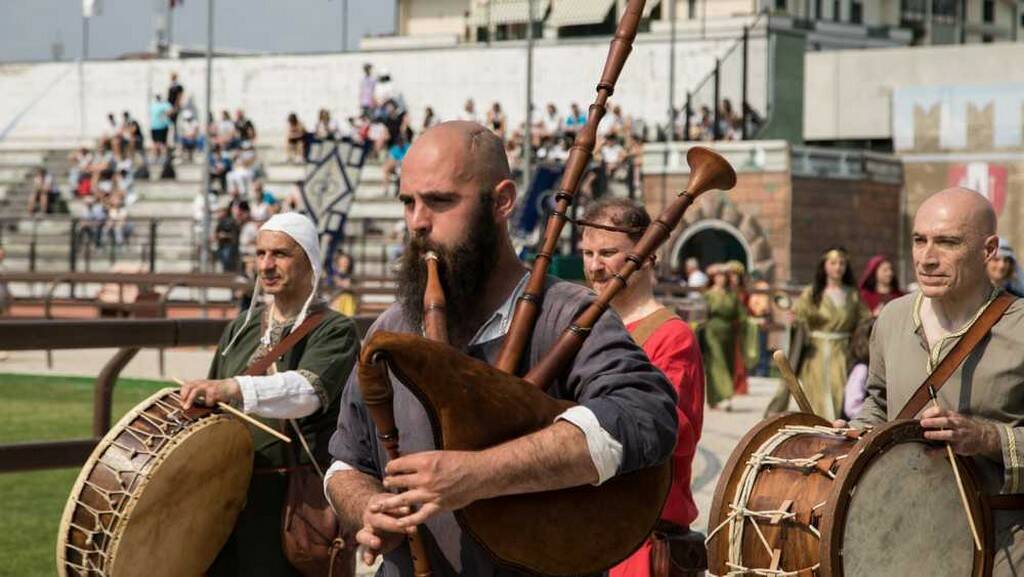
[707,413,992,577]
[57,388,252,577]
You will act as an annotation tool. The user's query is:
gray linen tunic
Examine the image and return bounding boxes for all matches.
[329,278,679,577]
[851,291,1024,575]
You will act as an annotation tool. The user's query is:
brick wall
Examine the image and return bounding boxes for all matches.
[790,177,902,285]
[642,171,793,282]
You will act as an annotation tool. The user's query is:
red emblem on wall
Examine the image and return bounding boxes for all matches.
[949,162,1007,216]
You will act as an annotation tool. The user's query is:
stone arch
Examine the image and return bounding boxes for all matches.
[664,193,776,281]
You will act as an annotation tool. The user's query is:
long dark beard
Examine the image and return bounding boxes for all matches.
[397,196,500,345]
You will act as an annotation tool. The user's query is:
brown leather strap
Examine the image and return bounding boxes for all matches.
[629,307,680,348]
[896,292,1015,420]
[988,494,1024,510]
[243,311,327,376]
[650,532,670,577]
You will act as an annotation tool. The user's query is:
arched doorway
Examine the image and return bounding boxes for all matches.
[675,220,750,273]
[663,193,776,281]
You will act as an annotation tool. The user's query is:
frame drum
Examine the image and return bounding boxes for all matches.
[708,413,992,577]
[57,388,253,577]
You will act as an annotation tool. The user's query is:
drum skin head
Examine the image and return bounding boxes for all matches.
[108,417,252,576]
[821,420,991,577]
[709,417,991,577]
[57,388,253,577]
[840,441,973,576]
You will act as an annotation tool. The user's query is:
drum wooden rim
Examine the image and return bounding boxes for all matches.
[818,419,994,577]
[56,387,249,577]
[706,412,830,574]
[57,387,184,575]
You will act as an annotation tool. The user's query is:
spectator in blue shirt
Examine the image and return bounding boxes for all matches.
[565,102,587,137]
[149,95,173,162]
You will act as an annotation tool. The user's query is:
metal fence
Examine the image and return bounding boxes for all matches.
[680,12,770,142]
[0,215,399,278]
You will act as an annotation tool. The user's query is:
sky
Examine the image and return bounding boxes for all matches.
[0,0,397,63]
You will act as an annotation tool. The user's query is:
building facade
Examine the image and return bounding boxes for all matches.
[390,0,1021,46]
[641,140,903,285]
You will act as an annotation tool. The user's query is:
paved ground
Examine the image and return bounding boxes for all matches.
[0,348,788,574]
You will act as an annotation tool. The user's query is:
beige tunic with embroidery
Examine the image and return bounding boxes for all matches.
[851,290,1024,575]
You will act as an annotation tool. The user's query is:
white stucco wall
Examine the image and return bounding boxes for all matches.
[406,0,470,37]
[803,42,1024,142]
[0,35,744,144]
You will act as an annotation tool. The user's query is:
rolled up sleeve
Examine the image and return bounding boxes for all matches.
[328,359,383,479]
[559,308,678,476]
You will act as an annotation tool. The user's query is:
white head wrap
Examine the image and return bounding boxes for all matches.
[222,212,322,355]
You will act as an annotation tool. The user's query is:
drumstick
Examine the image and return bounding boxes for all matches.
[772,350,816,416]
[928,386,983,552]
[172,377,292,444]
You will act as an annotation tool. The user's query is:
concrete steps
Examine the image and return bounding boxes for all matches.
[0,143,407,275]
[0,167,33,181]
[0,151,47,165]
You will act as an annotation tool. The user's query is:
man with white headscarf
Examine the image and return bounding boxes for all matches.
[180,212,359,577]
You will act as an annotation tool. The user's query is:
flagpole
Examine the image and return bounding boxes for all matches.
[168,0,175,56]
[201,0,214,285]
[80,13,89,139]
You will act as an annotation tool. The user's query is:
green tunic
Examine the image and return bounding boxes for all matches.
[792,286,869,420]
[703,288,746,407]
[206,302,359,577]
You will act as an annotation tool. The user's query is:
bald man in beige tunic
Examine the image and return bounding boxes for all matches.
[845,188,1024,574]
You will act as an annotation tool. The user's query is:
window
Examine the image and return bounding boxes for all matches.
[931,0,958,23]
[688,0,697,20]
[815,0,823,18]
[982,0,994,23]
[851,0,863,23]
[775,0,787,11]
[901,0,926,21]
[833,0,841,20]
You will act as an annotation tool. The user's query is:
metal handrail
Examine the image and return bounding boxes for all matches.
[1,214,401,278]
[681,10,771,141]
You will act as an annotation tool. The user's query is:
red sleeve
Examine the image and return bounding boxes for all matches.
[642,319,704,457]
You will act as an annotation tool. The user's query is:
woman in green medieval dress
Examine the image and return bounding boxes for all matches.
[703,263,747,410]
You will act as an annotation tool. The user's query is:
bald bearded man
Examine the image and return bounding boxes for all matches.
[324,121,678,577]
[848,187,1024,574]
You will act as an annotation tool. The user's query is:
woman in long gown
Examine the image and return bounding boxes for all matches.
[726,260,752,396]
[794,247,870,420]
[703,264,746,410]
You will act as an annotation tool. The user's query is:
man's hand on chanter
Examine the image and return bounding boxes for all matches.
[357,493,412,566]
[380,450,485,531]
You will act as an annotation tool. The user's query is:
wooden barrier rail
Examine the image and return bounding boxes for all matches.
[0,315,376,473]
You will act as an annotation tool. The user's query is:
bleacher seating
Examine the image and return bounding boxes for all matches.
[0,141,404,280]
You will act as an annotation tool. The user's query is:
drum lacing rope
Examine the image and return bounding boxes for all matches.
[706,426,854,577]
[63,393,202,574]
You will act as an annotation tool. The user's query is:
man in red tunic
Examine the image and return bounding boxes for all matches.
[579,198,705,577]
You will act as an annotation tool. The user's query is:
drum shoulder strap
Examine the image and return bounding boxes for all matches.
[242,311,328,377]
[629,307,680,349]
[896,292,1016,420]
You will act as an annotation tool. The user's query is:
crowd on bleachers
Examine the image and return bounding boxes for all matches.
[18,64,764,275]
[677,99,762,142]
[300,63,652,199]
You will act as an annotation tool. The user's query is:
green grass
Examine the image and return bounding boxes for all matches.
[0,373,167,577]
